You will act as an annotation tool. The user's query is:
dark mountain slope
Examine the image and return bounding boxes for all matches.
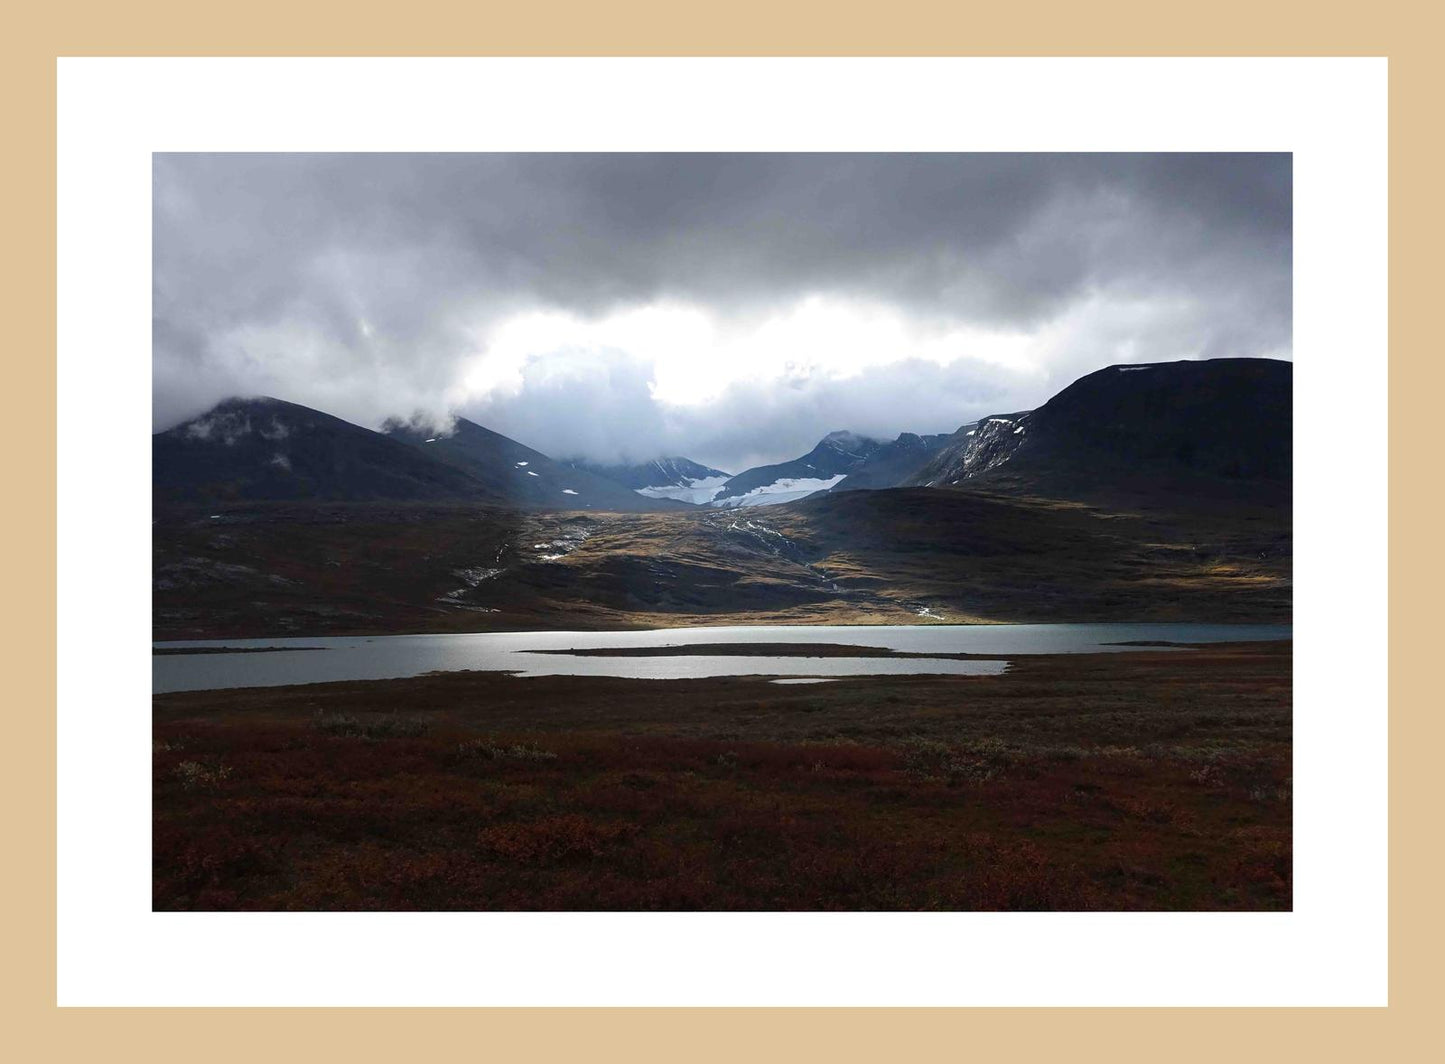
[385,417,687,512]
[570,456,731,491]
[910,359,1292,500]
[827,432,953,493]
[153,397,486,504]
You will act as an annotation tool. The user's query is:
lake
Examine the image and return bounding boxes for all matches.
[152,622,1291,693]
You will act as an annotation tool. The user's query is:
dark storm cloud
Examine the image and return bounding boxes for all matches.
[153,153,1291,467]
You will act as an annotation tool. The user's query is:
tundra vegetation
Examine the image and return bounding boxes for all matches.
[153,641,1290,910]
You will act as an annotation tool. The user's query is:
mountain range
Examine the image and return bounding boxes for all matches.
[382,417,686,511]
[154,358,1292,513]
[154,401,687,511]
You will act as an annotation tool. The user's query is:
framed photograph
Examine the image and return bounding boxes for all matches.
[23,3,1426,1056]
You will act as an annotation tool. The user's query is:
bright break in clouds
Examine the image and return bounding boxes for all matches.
[153,153,1291,472]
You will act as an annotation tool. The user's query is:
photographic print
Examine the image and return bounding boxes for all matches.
[150,152,1292,912]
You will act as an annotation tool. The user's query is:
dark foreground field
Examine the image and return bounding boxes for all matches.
[153,641,1291,911]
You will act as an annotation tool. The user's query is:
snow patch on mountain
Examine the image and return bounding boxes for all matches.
[636,474,731,505]
[708,474,847,508]
[559,455,731,506]
[707,430,884,508]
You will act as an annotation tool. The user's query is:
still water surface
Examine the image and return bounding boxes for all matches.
[153,623,1291,694]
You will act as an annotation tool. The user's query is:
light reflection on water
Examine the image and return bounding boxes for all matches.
[153,623,1290,694]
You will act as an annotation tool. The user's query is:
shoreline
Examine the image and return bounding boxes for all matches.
[153,617,1294,645]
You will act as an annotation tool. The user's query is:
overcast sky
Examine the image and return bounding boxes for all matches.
[153,153,1291,472]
